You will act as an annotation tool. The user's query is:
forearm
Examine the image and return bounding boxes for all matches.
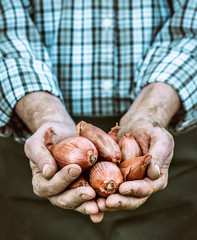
[121,82,181,128]
[15,91,75,133]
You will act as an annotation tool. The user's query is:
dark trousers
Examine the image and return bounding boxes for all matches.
[0,117,197,240]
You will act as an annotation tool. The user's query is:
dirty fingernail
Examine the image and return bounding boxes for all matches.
[69,168,81,177]
[81,194,93,200]
[43,163,49,176]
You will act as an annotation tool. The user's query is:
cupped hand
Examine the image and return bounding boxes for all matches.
[24,121,103,222]
[97,115,174,212]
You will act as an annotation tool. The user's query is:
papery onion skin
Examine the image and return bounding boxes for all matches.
[45,128,98,171]
[44,127,54,151]
[108,132,118,143]
[69,174,89,189]
[119,154,152,181]
[108,123,120,143]
[119,134,142,161]
[77,121,122,165]
[89,161,123,197]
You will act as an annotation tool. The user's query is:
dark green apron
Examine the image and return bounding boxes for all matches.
[0,116,197,240]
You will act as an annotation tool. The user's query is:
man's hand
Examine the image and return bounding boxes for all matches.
[96,116,172,211]
[96,82,181,212]
[25,121,100,216]
[15,92,104,222]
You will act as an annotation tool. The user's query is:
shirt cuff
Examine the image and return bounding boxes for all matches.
[0,58,63,142]
[132,47,197,134]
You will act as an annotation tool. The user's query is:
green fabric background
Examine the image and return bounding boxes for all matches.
[0,117,197,240]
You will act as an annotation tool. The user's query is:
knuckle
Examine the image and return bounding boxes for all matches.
[58,198,71,209]
[47,184,56,195]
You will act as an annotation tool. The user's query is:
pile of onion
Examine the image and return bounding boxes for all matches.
[44,121,151,197]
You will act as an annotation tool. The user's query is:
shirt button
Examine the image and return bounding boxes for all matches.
[102,80,113,90]
[102,18,112,28]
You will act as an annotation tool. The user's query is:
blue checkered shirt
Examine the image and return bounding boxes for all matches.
[0,0,197,141]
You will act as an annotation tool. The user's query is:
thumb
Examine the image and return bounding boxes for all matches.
[25,137,58,179]
[146,141,164,180]
[147,157,160,180]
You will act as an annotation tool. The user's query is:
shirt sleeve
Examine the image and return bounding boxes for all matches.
[0,0,63,142]
[133,0,197,134]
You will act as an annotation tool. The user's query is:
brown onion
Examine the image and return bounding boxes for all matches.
[119,134,142,161]
[89,161,123,197]
[119,154,151,181]
[108,123,120,143]
[69,174,89,189]
[45,128,98,170]
[77,121,121,165]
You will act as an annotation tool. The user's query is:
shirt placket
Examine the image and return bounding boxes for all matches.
[99,1,114,114]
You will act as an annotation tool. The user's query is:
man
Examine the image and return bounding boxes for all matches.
[0,0,197,238]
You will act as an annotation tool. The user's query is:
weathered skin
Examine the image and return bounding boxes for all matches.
[96,82,181,212]
[15,91,75,133]
[15,91,103,223]
[15,81,181,222]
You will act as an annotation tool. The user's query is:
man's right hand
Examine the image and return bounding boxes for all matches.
[15,92,104,222]
[24,121,101,216]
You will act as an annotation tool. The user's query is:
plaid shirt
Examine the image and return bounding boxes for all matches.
[0,0,197,141]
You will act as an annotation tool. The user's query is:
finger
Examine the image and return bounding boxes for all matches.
[75,200,99,215]
[90,212,104,223]
[25,134,57,179]
[25,122,76,179]
[96,198,117,212]
[147,130,174,180]
[32,164,82,197]
[49,186,96,209]
[96,198,107,211]
[106,194,148,210]
[119,171,167,198]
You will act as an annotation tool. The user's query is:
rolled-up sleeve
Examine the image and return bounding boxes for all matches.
[0,0,62,141]
[133,0,197,134]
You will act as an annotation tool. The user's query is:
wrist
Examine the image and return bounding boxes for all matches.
[15,91,75,132]
[120,82,181,128]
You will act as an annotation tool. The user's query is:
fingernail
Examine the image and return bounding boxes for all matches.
[69,168,81,177]
[81,194,93,200]
[120,190,131,195]
[43,164,49,176]
[154,163,160,175]
[111,202,120,208]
